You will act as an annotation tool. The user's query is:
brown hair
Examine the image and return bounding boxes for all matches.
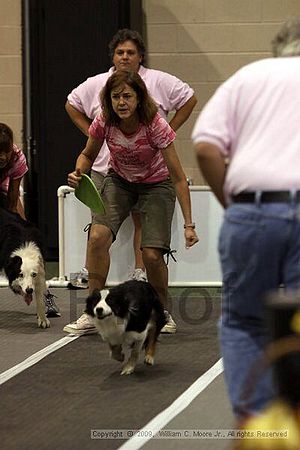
[109,29,146,65]
[100,71,158,126]
[0,123,13,152]
[0,123,15,179]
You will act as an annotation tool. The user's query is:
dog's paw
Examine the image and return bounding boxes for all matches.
[144,355,154,366]
[121,364,135,375]
[37,317,50,329]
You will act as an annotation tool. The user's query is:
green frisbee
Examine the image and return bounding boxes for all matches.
[74,173,105,214]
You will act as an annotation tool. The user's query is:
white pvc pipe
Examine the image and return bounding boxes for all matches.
[189,185,211,191]
[95,281,222,288]
[46,279,69,288]
[57,185,74,283]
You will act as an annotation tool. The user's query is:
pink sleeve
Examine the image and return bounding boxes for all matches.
[67,72,111,119]
[148,114,176,149]
[67,78,99,119]
[151,69,194,112]
[168,75,194,110]
[9,146,28,180]
[88,115,106,141]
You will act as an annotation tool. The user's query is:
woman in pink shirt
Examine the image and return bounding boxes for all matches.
[0,123,28,218]
[66,71,198,334]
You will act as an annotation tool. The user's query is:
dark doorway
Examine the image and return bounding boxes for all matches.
[22,0,143,260]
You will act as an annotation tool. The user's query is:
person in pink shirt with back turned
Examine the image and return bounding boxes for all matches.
[192,17,300,420]
[64,71,198,336]
[65,28,197,334]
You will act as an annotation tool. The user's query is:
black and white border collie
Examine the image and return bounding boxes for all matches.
[0,206,50,329]
[85,280,166,375]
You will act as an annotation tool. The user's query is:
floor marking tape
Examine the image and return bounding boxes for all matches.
[119,358,224,450]
[0,335,79,385]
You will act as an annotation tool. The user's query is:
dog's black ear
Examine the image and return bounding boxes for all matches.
[93,288,101,298]
[5,255,22,283]
[85,289,101,317]
[106,292,127,317]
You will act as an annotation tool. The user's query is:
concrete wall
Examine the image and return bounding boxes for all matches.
[0,0,22,147]
[143,0,300,184]
[1,0,300,182]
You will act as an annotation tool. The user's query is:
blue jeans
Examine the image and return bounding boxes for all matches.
[218,202,300,418]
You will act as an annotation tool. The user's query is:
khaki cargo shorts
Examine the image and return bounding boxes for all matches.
[91,169,176,254]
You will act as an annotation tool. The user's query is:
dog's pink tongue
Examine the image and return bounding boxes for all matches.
[24,293,33,305]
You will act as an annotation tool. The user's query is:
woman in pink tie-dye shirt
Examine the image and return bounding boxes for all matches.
[67,71,198,329]
[0,123,28,218]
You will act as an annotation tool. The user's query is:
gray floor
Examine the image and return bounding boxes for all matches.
[143,375,234,450]
[0,285,234,450]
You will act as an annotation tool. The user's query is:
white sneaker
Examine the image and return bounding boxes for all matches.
[131,268,147,282]
[63,312,97,335]
[68,267,89,289]
[161,310,177,334]
[77,267,89,283]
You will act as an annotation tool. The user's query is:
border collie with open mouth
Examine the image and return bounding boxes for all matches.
[85,280,166,375]
[0,205,50,328]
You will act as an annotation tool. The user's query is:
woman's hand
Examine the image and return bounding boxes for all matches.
[184,227,199,248]
[68,168,82,189]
